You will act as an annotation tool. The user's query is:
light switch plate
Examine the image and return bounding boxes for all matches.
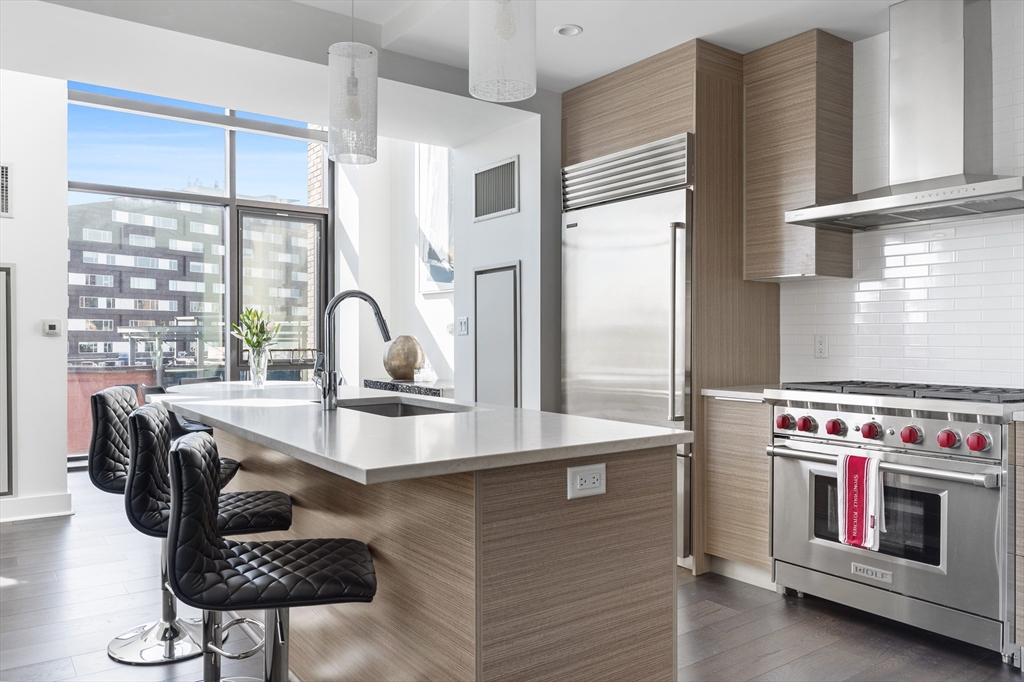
[42,319,62,337]
[456,317,469,336]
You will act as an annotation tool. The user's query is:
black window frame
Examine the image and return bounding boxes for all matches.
[66,87,334,384]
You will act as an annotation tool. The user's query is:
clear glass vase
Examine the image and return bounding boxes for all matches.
[249,346,269,389]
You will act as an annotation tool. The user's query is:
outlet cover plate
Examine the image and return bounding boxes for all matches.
[567,463,606,499]
[456,317,469,336]
[814,334,829,359]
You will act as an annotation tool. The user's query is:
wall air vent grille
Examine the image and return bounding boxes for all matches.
[562,133,693,212]
[474,156,519,222]
[0,165,10,218]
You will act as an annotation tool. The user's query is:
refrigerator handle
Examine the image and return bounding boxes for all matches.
[668,187,692,424]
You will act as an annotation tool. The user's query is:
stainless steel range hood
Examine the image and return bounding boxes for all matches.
[785,0,1024,231]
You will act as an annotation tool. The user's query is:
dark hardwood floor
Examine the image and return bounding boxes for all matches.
[1,471,1019,681]
[677,565,1019,681]
[0,472,263,681]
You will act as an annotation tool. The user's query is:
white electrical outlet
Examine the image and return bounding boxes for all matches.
[814,334,829,359]
[567,463,606,499]
[456,317,469,336]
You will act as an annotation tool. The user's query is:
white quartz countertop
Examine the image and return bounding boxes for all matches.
[156,381,692,485]
[700,385,777,401]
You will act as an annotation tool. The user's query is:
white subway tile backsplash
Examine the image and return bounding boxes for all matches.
[904,299,956,312]
[928,286,985,299]
[858,300,904,313]
[903,276,957,289]
[780,4,1023,387]
[879,289,929,301]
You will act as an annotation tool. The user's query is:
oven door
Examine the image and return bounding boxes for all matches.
[771,439,1002,619]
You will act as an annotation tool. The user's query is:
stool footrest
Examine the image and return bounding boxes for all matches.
[208,617,265,661]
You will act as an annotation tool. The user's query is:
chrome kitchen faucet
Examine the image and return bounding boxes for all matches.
[313,290,391,410]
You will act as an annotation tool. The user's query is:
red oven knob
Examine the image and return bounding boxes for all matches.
[900,426,923,444]
[937,429,960,449]
[966,432,991,452]
[861,422,880,440]
[825,419,846,436]
[796,416,817,432]
[776,414,794,430]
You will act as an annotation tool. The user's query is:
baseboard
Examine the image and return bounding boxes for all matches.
[709,556,775,591]
[677,555,694,570]
[0,492,74,522]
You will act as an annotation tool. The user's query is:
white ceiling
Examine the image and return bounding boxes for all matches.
[1,0,534,149]
[295,0,897,92]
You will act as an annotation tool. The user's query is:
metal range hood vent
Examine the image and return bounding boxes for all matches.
[786,0,1024,231]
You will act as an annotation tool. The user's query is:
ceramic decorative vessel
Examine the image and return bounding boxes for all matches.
[383,335,425,381]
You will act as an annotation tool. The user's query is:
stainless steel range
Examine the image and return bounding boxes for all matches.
[765,381,1023,665]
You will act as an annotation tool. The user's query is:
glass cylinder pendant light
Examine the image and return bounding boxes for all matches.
[469,0,537,103]
[329,2,377,164]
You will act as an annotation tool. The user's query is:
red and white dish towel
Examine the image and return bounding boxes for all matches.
[837,454,886,550]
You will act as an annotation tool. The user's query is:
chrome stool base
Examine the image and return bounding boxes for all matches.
[107,539,226,665]
[107,617,203,665]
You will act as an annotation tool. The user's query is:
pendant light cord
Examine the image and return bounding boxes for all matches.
[350,0,356,79]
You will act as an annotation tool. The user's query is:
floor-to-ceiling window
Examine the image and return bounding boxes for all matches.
[66,83,331,456]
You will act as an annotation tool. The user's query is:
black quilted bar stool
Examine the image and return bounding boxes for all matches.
[89,386,239,495]
[85,387,281,665]
[167,432,376,682]
[110,402,294,666]
[141,385,216,439]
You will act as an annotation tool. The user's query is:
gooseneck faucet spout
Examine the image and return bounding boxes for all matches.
[313,290,391,410]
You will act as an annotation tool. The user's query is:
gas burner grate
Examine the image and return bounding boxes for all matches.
[780,381,1024,403]
[913,386,1024,403]
[779,381,845,393]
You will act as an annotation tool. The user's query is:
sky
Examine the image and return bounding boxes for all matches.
[68,82,314,205]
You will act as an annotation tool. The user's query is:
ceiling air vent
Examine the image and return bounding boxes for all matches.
[0,164,10,218]
[474,156,519,222]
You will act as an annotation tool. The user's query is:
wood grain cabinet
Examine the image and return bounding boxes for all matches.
[743,30,854,281]
[703,396,772,571]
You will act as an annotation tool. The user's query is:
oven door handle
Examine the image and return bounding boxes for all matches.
[765,445,1000,489]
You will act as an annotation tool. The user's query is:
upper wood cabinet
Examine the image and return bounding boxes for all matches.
[561,40,744,167]
[743,30,854,281]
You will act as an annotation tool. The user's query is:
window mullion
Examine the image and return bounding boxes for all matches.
[226,113,241,382]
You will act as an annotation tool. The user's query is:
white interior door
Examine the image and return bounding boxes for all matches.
[0,267,11,496]
[474,264,520,407]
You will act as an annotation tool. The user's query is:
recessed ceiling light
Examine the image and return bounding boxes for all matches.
[554,24,583,37]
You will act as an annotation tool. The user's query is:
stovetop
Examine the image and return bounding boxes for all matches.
[779,381,1024,404]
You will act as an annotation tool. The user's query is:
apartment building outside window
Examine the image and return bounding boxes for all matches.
[81,228,112,243]
[66,81,331,456]
[69,273,113,287]
[68,319,114,331]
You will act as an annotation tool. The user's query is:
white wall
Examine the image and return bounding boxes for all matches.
[452,117,545,408]
[332,138,456,385]
[388,140,455,381]
[0,69,73,521]
[779,0,1024,387]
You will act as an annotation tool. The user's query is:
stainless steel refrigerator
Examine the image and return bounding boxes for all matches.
[561,133,693,558]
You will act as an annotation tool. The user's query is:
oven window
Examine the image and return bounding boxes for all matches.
[813,475,941,566]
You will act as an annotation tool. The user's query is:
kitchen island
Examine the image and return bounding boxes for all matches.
[158,381,691,682]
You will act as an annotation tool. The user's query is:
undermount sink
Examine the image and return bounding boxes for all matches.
[334,398,473,418]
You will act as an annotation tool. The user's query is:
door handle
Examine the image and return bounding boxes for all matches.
[668,187,692,423]
[765,445,1000,489]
